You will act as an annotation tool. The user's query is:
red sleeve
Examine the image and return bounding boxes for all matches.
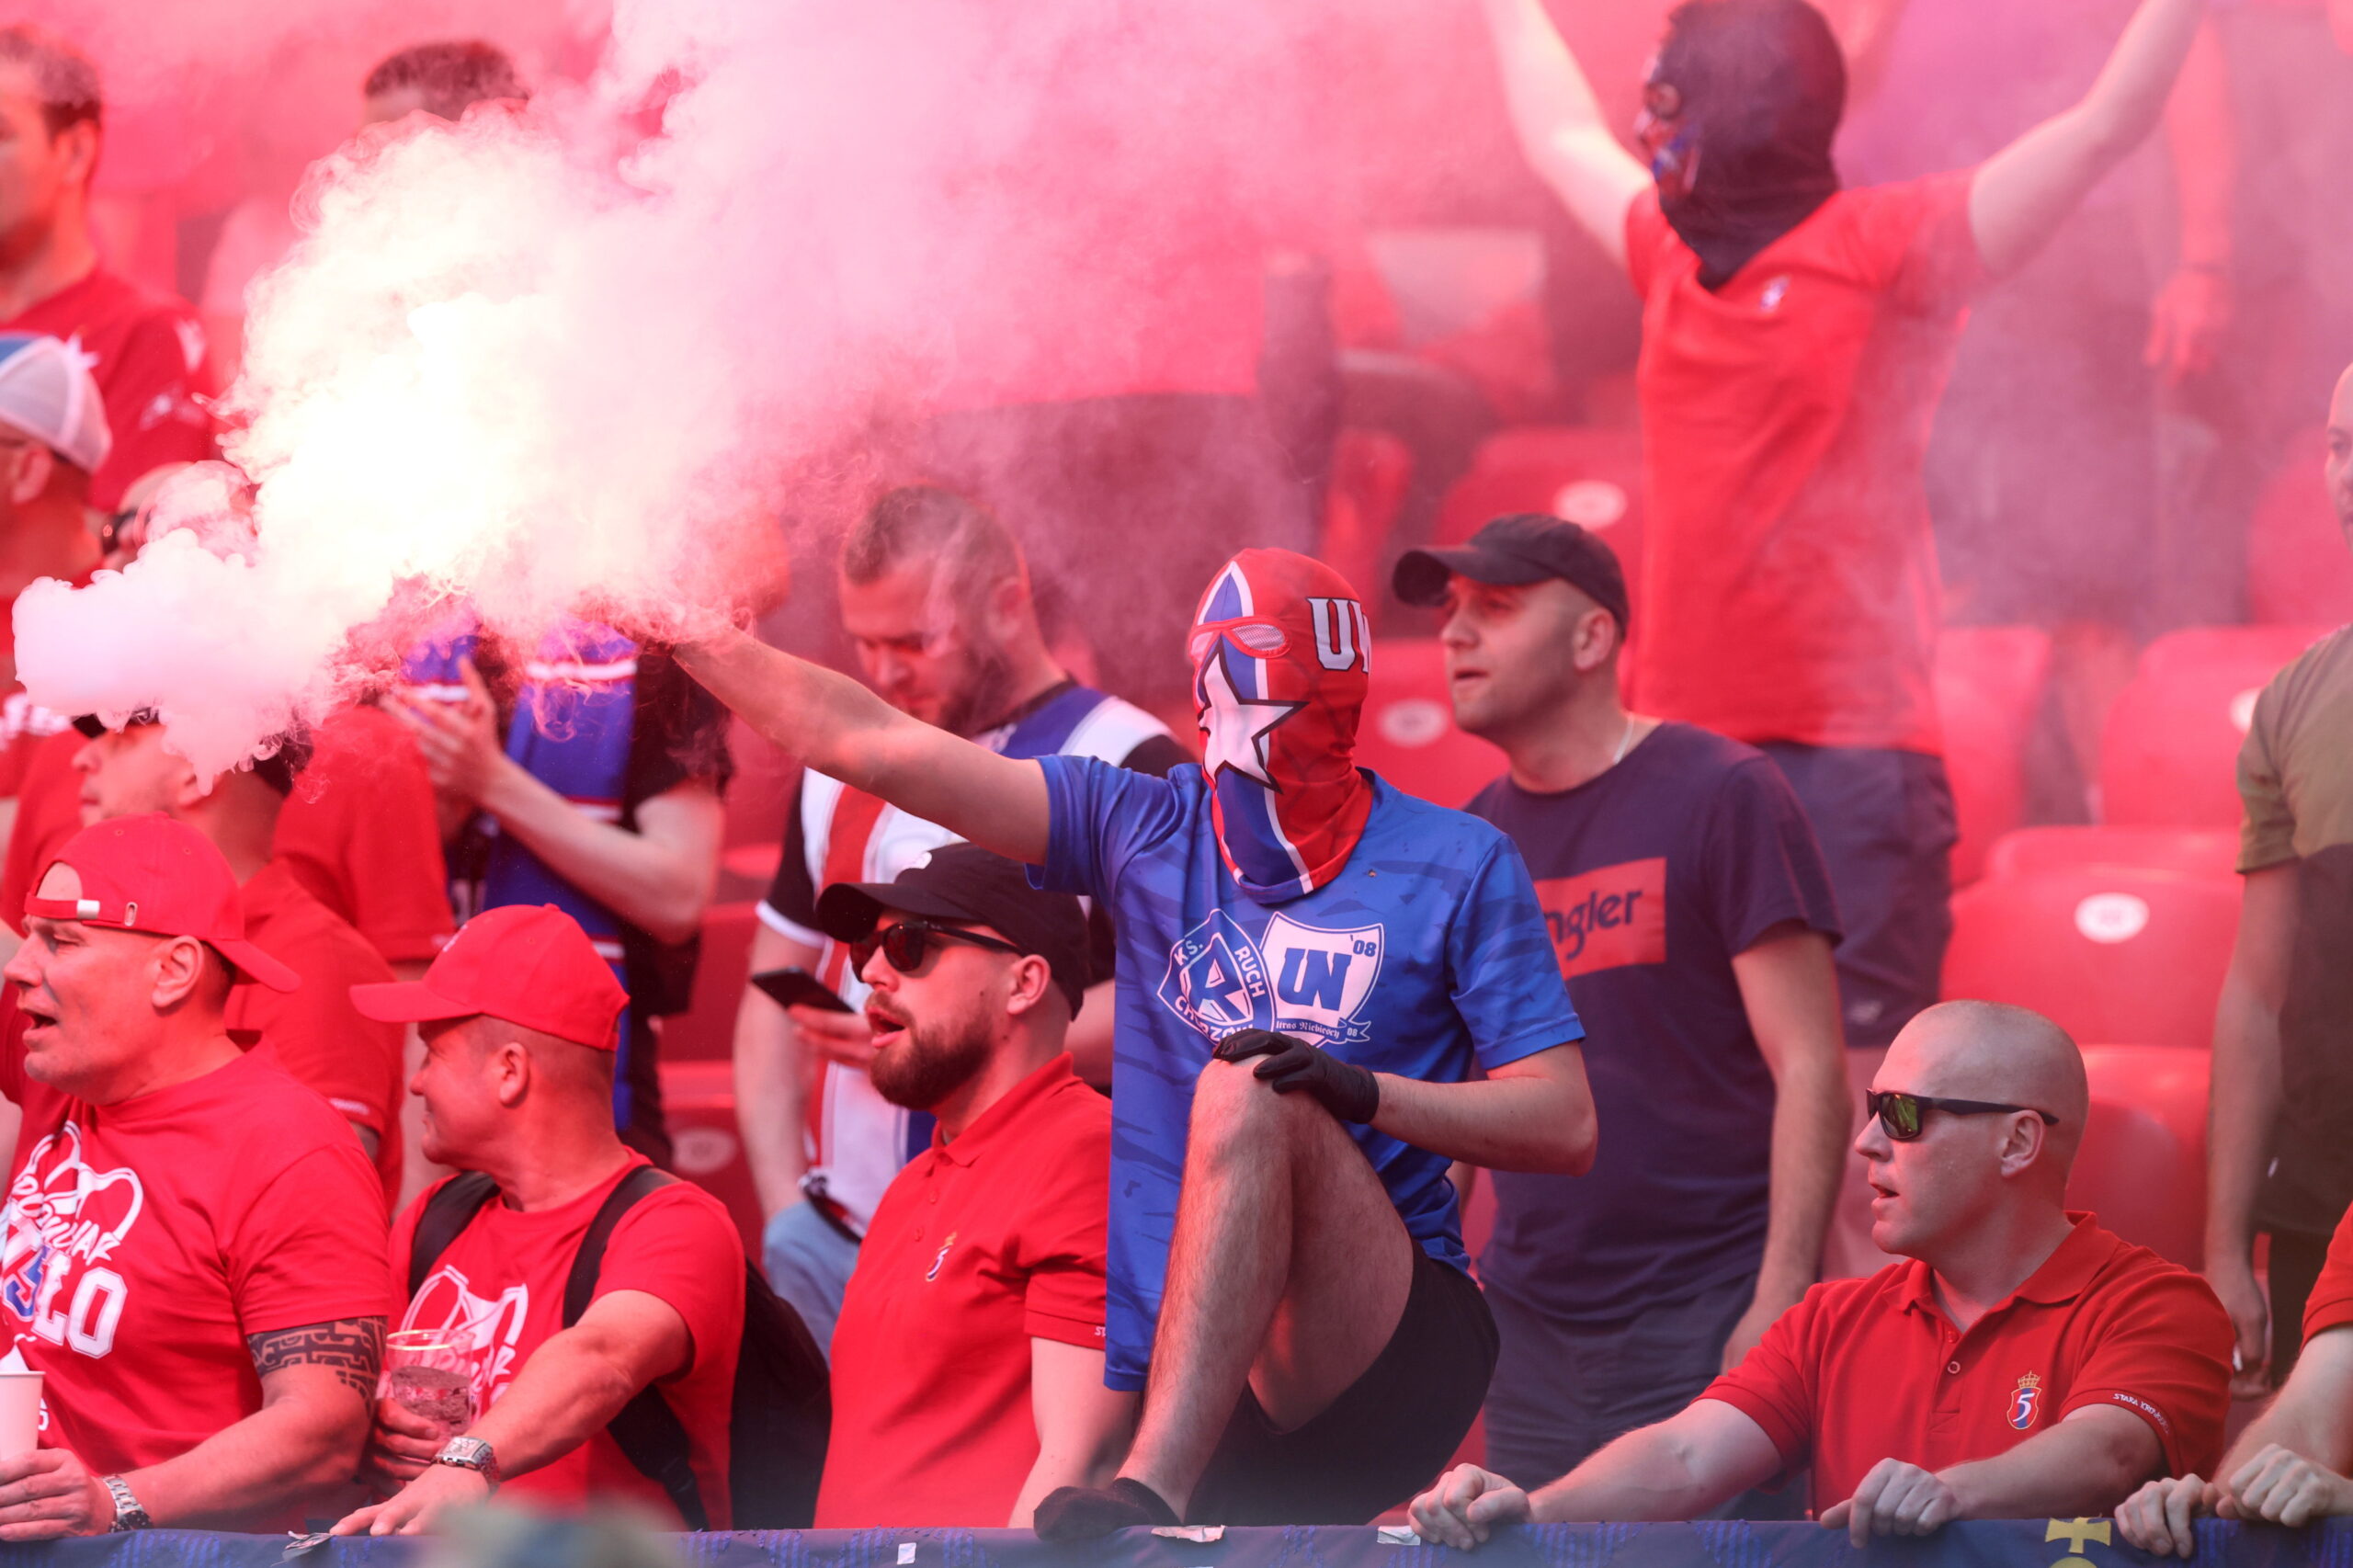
[278,709,455,965]
[1016,1106,1110,1349]
[2303,1210,2353,1346]
[594,1186,747,1380]
[227,1138,396,1335]
[1846,170,1983,318]
[1698,1284,1824,1469]
[2057,1265,2234,1479]
[1,732,83,934]
[87,307,218,512]
[1625,189,1670,298]
[248,940,402,1137]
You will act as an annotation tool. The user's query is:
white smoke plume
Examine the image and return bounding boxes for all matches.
[14,0,1362,777]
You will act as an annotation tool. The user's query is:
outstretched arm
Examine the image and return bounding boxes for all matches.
[1410,1399,1784,1545]
[1479,0,1652,272]
[1825,1405,2160,1545]
[676,626,1050,864]
[1970,0,2208,278]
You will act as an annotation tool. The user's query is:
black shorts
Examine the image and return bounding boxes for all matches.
[1188,1248,1497,1526]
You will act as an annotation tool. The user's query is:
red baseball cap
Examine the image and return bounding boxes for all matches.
[26,813,299,992]
[349,903,627,1050]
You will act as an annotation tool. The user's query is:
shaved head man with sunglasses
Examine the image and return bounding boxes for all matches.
[1413,1000,2232,1547]
[808,843,1134,1528]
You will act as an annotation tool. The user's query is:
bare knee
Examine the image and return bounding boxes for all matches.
[1189,1055,1313,1157]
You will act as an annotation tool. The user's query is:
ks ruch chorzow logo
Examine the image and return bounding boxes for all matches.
[1157,910,1382,1046]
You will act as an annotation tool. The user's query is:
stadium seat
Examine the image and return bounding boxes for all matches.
[656,901,762,1063]
[1934,627,2052,885]
[2098,626,2328,828]
[2247,428,2353,627]
[1357,639,1506,808]
[1943,867,2239,1051]
[1433,426,1646,612]
[2067,1046,2210,1269]
[1984,825,2238,881]
[660,1059,765,1254]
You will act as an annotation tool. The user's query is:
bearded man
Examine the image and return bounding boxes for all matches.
[677,548,1597,1529]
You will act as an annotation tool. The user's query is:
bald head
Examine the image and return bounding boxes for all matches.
[1883,1001,2087,1171]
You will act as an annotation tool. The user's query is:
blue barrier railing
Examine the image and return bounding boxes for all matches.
[17,1520,2353,1568]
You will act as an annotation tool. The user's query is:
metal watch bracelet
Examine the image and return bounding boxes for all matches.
[102,1474,151,1531]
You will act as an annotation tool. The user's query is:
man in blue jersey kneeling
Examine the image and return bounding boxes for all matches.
[679,548,1597,1529]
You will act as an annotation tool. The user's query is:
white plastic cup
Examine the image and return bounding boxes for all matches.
[0,1371,41,1457]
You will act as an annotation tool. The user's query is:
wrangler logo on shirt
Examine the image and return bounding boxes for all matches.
[1533,859,1667,979]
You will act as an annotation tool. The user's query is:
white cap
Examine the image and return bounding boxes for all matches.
[0,334,109,476]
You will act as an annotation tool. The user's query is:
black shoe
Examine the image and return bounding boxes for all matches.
[1033,1478,1181,1541]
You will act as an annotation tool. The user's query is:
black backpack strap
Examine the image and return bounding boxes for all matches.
[562,1165,710,1531]
[406,1173,501,1301]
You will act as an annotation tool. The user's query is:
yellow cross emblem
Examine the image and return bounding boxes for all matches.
[2046,1518,2112,1555]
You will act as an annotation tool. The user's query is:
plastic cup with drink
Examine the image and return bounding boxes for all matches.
[380,1331,476,1437]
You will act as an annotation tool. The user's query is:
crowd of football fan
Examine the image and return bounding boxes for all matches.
[0,0,2343,1548]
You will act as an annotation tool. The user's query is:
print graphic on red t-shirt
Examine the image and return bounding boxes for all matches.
[403,1267,530,1407]
[1534,859,1668,979]
[1,1125,142,1358]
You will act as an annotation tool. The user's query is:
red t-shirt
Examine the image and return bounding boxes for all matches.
[2299,1205,2353,1345]
[390,1157,745,1528]
[817,1054,1110,1528]
[1625,174,1984,755]
[273,706,456,967]
[1702,1214,2231,1511]
[0,1000,392,1496]
[229,859,404,1199]
[1,268,218,511]
[0,706,457,969]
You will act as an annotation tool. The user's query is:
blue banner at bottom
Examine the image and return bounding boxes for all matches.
[19,1520,2353,1568]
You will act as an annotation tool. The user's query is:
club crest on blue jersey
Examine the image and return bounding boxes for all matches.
[1158,910,1383,1047]
[2007,1371,2041,1430]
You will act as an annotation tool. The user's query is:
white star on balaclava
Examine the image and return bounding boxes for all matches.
[1197,642,1303,790]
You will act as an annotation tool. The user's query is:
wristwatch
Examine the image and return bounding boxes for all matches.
[432,1436,500,1490]
[101,1474,150,1531]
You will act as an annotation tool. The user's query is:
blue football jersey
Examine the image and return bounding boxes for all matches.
[1036,755,1584,1391]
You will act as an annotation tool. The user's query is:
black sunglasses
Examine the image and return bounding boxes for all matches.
[850,919,1023,977]
[1867,1089,2059,1142]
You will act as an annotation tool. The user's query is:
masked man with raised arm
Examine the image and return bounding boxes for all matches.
[1479,0,2210,1276]
[679,548,1596,1531]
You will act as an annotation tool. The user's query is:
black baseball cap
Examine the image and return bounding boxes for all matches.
[1393,513,1631,630]
[813,842,1092,1015]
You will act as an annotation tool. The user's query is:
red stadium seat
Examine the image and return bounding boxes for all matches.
[1943,868,2239,1051]
[1934,627,2052,885]
[1985,826,2238,881]
[723,718,798,848]
[1357,639,1506,808]
[2098,626,2329,828]
[661,1059,765,1254]
[2247,429,2353,627]
[1433,426,1646,613]
[655,901,762,1063]
[2067,1046,2210,1268]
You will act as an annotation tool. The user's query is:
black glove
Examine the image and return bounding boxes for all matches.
[1212,1028,1381,1124]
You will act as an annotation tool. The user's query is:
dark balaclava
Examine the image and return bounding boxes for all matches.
[1644,0,1847,290]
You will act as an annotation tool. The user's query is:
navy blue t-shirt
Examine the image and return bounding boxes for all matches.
[1469,722,1840,1324]
[1038,756,1584,1389]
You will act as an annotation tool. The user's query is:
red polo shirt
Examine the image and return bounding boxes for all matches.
[816,1053,1110,1528]
[1703,1214,2231,1511]
[2300,1206,2353,1345]
[1625,172,1983,755]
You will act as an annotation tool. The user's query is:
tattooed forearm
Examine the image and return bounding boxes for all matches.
[247,1318,386,1401]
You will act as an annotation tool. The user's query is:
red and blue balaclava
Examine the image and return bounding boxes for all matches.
[1189,549,1374,904]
